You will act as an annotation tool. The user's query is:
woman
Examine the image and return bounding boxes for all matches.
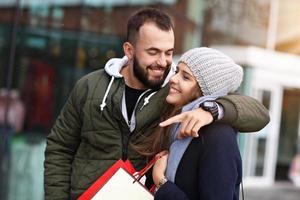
[135,47,243,200]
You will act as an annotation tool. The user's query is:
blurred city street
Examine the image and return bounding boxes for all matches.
[243,182,300,200]
[1,0,300,199]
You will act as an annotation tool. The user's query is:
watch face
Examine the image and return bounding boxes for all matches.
[202,101,219,121]
[204,101,214,108]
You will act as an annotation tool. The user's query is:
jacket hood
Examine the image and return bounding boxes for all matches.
[104,56,128,78]
[104,55,177,87]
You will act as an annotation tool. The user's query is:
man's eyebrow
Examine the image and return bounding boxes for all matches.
[166,48,174,52]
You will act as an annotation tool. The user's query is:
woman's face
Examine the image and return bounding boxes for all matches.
[166,62,202,107]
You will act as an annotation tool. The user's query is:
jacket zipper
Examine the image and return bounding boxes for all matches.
[127,89,151,128]
[122,89,151,160]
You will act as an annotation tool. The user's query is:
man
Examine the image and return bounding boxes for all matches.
[44,8,269,199]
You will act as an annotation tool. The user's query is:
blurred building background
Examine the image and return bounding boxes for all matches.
[0,0,300,199]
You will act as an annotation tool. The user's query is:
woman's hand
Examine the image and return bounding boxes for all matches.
[160,108,213,139]
[152,151,169,186]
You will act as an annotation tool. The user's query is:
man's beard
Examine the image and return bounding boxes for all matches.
[133,56,170,90]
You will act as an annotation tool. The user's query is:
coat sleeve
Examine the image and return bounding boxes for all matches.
[155,181,190,200]
[44,80,84,200]
[216,93,270,132]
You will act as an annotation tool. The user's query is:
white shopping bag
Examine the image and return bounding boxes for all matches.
[78,159,155,200]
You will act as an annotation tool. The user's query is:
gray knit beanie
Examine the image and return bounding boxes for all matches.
[178,47,243,96]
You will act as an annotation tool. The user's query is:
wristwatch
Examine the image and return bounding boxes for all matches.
[155,177,168,192]
[200,101,219,121]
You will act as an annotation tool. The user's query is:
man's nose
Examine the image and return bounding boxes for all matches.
[157,54,167,67]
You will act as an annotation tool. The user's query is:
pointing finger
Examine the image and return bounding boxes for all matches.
[159,114,184,127]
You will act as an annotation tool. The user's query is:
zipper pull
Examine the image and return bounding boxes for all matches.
[99,104,105,117]
[140,91,156,110]
[140,98,149,110]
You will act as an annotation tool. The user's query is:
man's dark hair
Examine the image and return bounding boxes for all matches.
[126,8,174,44]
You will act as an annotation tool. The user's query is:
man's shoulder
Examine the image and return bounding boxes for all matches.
[79,68,106,82]
[70,69,109,97]
[75,68,108,86]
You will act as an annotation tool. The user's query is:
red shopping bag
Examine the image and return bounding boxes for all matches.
[78,158,157,200]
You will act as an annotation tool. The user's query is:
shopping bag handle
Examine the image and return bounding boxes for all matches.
[133,151,168,183]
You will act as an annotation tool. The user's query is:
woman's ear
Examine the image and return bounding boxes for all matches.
[123,42,134,60]
[193,86,203,99]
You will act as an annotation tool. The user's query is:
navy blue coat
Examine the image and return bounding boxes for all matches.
[154,122,242,200]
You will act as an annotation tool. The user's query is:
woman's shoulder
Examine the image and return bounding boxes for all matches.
[193,122,238,147]
[202,122,236,134]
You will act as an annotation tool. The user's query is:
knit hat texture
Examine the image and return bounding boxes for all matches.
[178,47,243,96]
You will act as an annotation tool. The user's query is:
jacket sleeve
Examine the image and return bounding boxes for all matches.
[44,80,84,200]
[155,181,190,200]
[216,93,270,132]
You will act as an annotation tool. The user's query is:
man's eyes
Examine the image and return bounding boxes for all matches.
[148,51,157,55]
[165,51,173,56]
[147,51,173,56]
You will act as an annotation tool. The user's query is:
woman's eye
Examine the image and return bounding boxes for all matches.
[183,75,189,80]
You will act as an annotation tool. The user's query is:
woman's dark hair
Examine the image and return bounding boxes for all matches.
[126,8,174,44]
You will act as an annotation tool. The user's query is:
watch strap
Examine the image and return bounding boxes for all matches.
[200,101,219,121]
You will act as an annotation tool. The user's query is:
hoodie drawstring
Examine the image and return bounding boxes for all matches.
[100,55,176,114]
[140,91,157,110]
[100,76,115,112]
